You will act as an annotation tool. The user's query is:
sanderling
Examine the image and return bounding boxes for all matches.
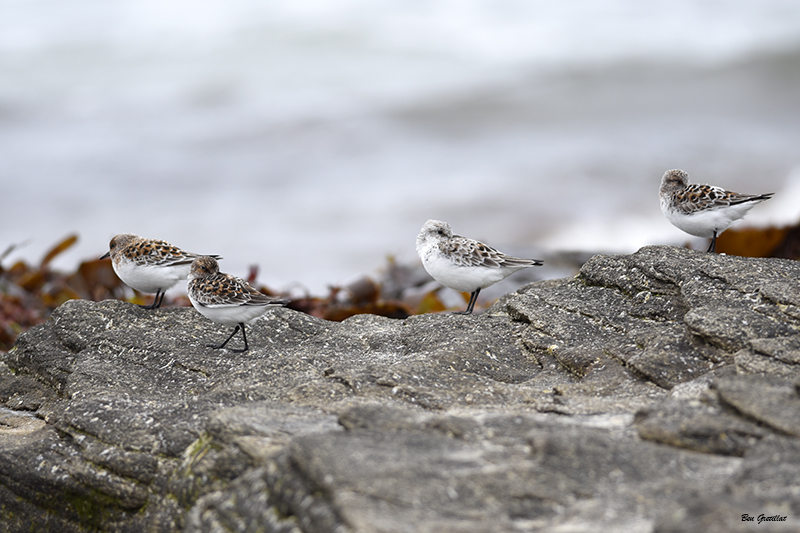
[187,256,289,353]
[101,233,221,309]
[659,169,774,253]
[416,219,544,314]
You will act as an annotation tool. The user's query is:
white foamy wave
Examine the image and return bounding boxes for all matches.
[5,1,800,62]
[2,1,800,293]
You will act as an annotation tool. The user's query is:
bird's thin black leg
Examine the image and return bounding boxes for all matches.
[455,288,481,315]
[142,289,164,309]
[467,288,480,314]
[208,324,241,350]
[707,231,717,253]
[231,324,248,353]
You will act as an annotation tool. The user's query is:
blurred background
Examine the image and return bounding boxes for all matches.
[2,0,800,294]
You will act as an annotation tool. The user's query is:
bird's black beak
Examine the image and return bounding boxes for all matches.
[100,252,110,260]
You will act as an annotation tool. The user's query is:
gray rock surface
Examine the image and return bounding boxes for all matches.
[2,245,800,532]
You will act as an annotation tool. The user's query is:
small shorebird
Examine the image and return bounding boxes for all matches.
[416,219,543,314]
[101,233,221,309]
[187,256,288,353]
[659,169,774,253]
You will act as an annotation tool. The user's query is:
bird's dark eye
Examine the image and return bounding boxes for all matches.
[437,229,445,235]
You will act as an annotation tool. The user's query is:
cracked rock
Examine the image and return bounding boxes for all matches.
[2,245,800,532]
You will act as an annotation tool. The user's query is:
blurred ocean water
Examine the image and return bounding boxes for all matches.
[2,0,800,293]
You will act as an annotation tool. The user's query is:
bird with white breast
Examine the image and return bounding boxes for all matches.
[187,255,289,353]
[659,169,773,253]
[416,219,543,314]
[101,233,221,309]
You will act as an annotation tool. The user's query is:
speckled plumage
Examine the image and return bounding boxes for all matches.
[101,233,220,308]
[659,169,773,252]
[416,219,543,314]
[188,256,288,352]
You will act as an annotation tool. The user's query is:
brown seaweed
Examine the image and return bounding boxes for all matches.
[1,235,125,350]
[6,221,793,352]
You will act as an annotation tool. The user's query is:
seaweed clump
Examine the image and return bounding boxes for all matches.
[0,235,130,351]
[3,222,799,353]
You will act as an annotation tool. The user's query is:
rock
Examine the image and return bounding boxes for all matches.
[1,245,800,531]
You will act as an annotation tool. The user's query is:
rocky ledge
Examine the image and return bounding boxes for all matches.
[2,245,800,532]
